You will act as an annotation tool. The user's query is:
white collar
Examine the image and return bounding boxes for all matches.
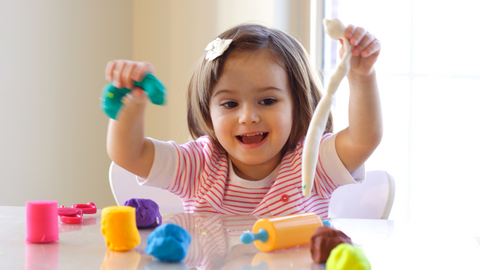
[228,159,280,188]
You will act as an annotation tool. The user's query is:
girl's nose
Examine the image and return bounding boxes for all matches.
[239,105,260,124]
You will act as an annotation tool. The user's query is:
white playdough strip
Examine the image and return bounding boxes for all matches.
[302,18,352,196]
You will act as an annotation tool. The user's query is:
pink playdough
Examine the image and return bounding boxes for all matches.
[72,202,97,214]
[58,206,83,224]
[25,201,59,243]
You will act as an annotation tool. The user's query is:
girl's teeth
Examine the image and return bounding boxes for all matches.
[240,133,263,137]
[242,133,264,137]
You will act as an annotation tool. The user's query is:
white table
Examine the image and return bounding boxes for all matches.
[1,206,479,269]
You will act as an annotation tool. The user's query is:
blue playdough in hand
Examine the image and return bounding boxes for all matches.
[100,73,167,119]
[146,223,191,262]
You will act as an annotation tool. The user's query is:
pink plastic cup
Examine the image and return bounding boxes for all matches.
[25,201,59,243]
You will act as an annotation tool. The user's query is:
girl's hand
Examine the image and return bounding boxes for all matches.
[105,60,155,107]
[339,25,381,77]
[105,60,155,89]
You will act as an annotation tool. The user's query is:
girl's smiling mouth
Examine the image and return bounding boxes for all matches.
[236,132,268,144]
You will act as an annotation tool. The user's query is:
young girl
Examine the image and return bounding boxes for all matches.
[105,23,382,218]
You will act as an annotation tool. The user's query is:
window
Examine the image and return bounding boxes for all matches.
[323,0,480,221]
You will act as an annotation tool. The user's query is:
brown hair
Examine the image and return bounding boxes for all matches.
[187,24,332,152]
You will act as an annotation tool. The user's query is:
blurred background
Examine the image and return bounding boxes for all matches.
[1,0,479,223]
[0,0,306,209]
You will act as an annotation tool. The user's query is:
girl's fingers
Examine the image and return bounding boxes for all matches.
[345,25,381,57]
[122,61,136,89]
[107,60,154,89]
[352,31,376,56]
[131,62,147,82]
[113,60,127,88]
[132,61,154,82]
[344,24,356,39]
[105,60,117,81]
[349,26,367,47]
[360,39,381,57]
[122,87,147,105]
[131,87,146,99]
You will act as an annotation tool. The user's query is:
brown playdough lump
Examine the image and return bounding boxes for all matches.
[310,226,353,263]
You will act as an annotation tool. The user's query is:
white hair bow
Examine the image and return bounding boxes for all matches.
[205,37,233,61]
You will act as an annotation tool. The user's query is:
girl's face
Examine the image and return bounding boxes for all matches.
[210,49,293,180]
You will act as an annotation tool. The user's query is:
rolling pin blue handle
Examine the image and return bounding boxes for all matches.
[240,229,269,244]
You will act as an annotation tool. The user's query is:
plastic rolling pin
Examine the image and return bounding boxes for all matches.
[240,213,323,252]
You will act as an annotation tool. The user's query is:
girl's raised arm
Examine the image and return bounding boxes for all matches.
[335,25,383,173]
[105,60,155,179]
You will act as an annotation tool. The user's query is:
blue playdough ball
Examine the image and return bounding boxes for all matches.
[145,223,191,262]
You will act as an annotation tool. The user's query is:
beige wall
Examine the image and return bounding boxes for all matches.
[1,0,309,208]
[0,1,133,208]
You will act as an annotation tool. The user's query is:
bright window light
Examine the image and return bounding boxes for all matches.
[325,0,480,221]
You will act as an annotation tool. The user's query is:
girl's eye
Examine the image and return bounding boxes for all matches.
[260,98,277,105]
[221,101,238,108]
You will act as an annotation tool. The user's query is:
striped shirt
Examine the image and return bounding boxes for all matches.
[138,133,365,218]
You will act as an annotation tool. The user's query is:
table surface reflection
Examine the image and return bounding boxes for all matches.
[1,206,479,270]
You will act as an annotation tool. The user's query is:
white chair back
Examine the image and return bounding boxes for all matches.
[109,162,184,213]
[328,170,395,219]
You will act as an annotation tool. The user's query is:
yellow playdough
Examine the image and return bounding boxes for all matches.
[326,243,371,270]
[101,206,141,251]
